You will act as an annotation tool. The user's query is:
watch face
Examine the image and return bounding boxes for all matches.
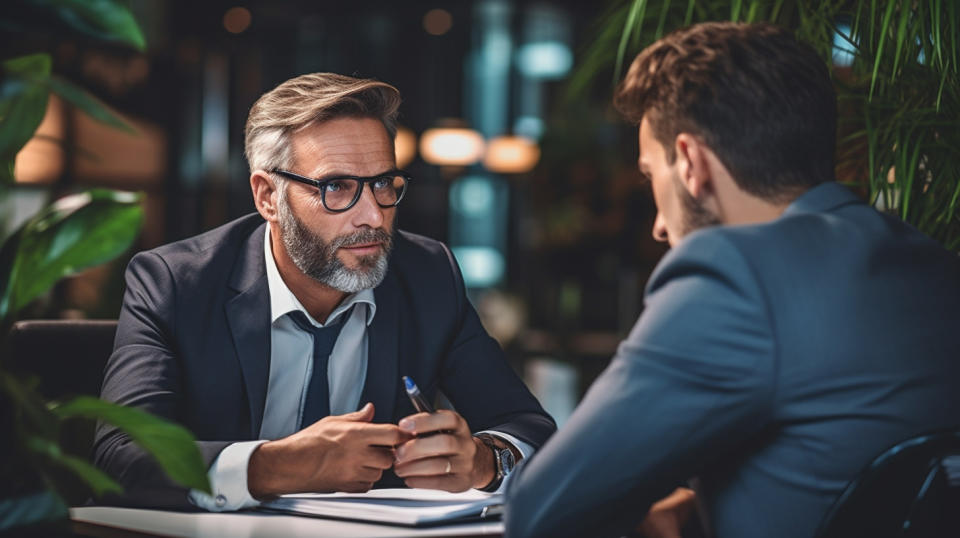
[499,447,516,475]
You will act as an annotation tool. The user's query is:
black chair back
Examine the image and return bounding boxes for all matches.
[816,429,960,538]
[5,319,117,401]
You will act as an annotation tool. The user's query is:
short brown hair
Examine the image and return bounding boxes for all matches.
[244,73,401,173]
[615,22,836,201]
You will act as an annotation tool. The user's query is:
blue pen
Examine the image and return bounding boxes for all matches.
[402,375,435,413]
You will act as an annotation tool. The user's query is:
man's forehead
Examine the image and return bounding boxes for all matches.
[290,118,395,176]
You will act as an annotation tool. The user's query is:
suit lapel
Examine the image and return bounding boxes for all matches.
[361,269,401,424]
[225,222,271,438]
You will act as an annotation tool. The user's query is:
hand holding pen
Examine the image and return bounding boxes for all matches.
[394,375,497,491]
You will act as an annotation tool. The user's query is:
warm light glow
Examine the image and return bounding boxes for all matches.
[394,126,416,169]
[223,7,252,34]
[14,94,165,187]
[423,9,453,36]
[483,135,540,173]
[73,110,166,186]
[420,126,485,166]
[14,95,65,184]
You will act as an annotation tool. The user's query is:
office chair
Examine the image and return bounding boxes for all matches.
[815,429,960,538]
[4,319,118,458]
[5,319,117,401]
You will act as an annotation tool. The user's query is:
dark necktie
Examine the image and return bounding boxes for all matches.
[288,310,347,428]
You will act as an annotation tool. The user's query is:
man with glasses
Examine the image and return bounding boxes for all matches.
[95,73,555,510]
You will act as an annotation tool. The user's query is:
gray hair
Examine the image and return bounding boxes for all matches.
[244,73,402,175]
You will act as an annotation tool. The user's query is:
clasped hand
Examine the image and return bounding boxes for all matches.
[248,402,493,499]
[393,408,493,492]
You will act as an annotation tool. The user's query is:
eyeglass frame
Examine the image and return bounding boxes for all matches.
[271,168,411,213]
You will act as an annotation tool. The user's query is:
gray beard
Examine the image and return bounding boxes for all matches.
[276,199,392,293]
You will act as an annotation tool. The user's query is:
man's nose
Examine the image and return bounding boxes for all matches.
[349,183,385,228]
[652,212,669,243]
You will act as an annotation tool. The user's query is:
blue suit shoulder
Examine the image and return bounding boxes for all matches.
[645,225,763,300]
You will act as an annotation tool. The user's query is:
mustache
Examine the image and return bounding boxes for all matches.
[331,228,393,250]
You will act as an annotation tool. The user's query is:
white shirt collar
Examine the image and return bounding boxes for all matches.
[263,225,377,327]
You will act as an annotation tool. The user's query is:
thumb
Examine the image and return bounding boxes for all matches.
[340,402,375,422]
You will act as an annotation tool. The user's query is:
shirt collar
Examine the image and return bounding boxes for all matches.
[263,226,377,327]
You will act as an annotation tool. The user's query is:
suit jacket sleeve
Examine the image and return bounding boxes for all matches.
[93,251,230,509]
[434,243,556,449]
[504,231,777,538]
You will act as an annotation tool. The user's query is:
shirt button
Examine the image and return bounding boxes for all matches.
[215,494,227,507]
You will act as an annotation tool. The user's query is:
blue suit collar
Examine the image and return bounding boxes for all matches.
[782,182,863,218]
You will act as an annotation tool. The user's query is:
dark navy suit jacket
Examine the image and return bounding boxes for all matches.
[94,214,554,508]
[505,182,960,538]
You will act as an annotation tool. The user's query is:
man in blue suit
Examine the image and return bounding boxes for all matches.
[95,73,554,510]
[505,22,960,538]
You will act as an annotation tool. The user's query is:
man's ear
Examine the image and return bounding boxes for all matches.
[674,133,713,200]
[250,171,280,223]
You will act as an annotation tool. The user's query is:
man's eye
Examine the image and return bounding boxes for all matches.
[324,180,347,193]
[372,177,391,189]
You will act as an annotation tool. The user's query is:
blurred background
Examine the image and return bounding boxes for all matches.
[9,0,955,429]
[4,0,666,427]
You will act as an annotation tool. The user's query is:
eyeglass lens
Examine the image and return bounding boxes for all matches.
[323,175,406,211]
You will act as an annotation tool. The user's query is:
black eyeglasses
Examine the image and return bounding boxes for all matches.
[272,169,411,213]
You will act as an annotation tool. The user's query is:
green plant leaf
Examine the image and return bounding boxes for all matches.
[614,0,648,86]
[731,0,743,22]
[23,434,123,497]
[22,0,146,51]
[653,0,671,40]
[47,76,136,134]
[0,54,52,183]
[0,189,143,322]
[869,0,897,98]
[683,0,695,25]
[0,370,58,440]
[52,397,211,493]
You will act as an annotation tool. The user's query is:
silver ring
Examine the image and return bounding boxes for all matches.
[444,458,452,474]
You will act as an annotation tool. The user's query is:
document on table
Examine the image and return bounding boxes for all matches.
[260,488,503,527]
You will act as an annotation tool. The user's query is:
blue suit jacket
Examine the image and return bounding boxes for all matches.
[505,182,960,538]
[94,214,555,508]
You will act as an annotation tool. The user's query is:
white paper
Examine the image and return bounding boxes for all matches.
[261,488,503,527]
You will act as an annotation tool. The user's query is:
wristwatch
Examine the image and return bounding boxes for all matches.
[476,434,516,492]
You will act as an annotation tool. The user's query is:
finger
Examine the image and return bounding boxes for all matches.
[360,447,396,470]
[403,476,467,493]
[338,402,375,422]
[394,456,451,478]
[355,423,413,446]
[398,409,464,436]
[395,433,458,463]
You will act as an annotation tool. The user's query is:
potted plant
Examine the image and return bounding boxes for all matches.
[0,0,209,532]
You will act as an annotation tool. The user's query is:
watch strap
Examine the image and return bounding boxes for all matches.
[476,434,507,492]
